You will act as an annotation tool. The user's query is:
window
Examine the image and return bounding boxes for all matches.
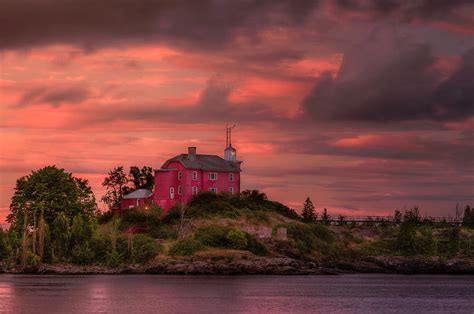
[192,171,198,181]
[169,187,175,199]
[229,173,234,182]
[128,205,134,209]
[178,171,182,180]
[178,186,182,195]
[229,187,234,194]
[208,172,218,180]
[192,186,198,195]
[208,187,218,193]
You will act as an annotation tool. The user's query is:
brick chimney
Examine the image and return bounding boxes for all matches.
[188,147,197,160]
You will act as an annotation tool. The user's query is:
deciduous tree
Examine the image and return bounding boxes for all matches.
[129,166,154,190]
[7,166,96,261]
[101,166,131,210]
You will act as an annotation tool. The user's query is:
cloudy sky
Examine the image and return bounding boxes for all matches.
[1,0,473,222]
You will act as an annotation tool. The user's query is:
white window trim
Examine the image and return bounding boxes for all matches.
[178,186,182,195]
[208,187,218,193]
[208,172,218,181]
[192,171,198,181]
[169,187,175,199]
[178,171,182,180]
[192,186,198,195]
[229,173,234,182]
[229,187,234,194]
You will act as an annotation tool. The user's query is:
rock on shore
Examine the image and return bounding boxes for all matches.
[2,256,473,275]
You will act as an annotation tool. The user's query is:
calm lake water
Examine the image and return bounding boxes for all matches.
[0,274,472,313]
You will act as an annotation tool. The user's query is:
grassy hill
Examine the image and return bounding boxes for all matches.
[2,190,473,274]
[102,191,474,265]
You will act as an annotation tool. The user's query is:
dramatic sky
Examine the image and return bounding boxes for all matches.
[1,0,473,223]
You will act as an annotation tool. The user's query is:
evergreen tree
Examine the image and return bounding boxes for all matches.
[393,210,402,225]
[462,205,474,228]
[321,208,331,225]
[301,197,316,222]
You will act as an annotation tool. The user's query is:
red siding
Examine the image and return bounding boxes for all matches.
[120,196,153,211]
[153,161,241,211]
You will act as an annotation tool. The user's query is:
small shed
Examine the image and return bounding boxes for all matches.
[120,189,153,210]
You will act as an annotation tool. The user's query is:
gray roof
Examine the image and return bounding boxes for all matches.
[123,189,153,199]
[161,154,241,172]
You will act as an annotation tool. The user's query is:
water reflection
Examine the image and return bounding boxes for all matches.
[0,275,473,313]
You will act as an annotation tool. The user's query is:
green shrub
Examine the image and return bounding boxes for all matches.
[311,224,335,243]
[97,210,114,224]
[396,225,437,256]
[277,222,336,256]
[195,225,266,255]
[27,253,41,267]
[187,192,240,218]
[244,233,267,256]
[243,209,269,223]
[71,242,95,265]
[169,238,204,256]
[116,236,130,257]
[130,234,163,263]
[460,230,474,256]
[189,191,233,207]
[149,225,178,240]
[185,190,299,220]
[106,250,124,267]
[280,223,317,254]
[0,228,7,260]
[162,206,181,224]
[91,236,111,264]
[195,225,231,247]
[119,206,161,230]
[226,230,248,249]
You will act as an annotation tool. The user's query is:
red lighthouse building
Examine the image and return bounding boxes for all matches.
[122,127,242,211]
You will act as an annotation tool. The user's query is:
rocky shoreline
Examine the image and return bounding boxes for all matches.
[2,256,473,275]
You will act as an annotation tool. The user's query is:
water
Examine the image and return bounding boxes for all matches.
[0,274,472,313]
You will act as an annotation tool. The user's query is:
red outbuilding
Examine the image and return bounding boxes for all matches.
[120,189,153,210]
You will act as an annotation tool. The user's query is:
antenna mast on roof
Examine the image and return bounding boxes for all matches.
[226,124,236,147]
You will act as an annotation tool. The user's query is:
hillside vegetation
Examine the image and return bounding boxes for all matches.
[2,184,473,272]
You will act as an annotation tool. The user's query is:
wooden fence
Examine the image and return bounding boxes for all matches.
[315,215,463,226]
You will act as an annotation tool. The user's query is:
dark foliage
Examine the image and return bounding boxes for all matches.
[118,204,162,231]
[194,225,266,255]
[187,190,299,220]
[130,234,163,263]
[279,222,335,256]
[302,197,316,222]
[7,165,96,228]
[129,166,154,191]
[463,205,474,228]
[169,238,204,256]
[97,210,114,224]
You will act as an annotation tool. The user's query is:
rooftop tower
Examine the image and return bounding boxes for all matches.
[224,124,237,162]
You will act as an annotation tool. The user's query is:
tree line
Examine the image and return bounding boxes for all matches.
[1,166,473,269]
[300,197,473,228]
[1,165,159,269]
